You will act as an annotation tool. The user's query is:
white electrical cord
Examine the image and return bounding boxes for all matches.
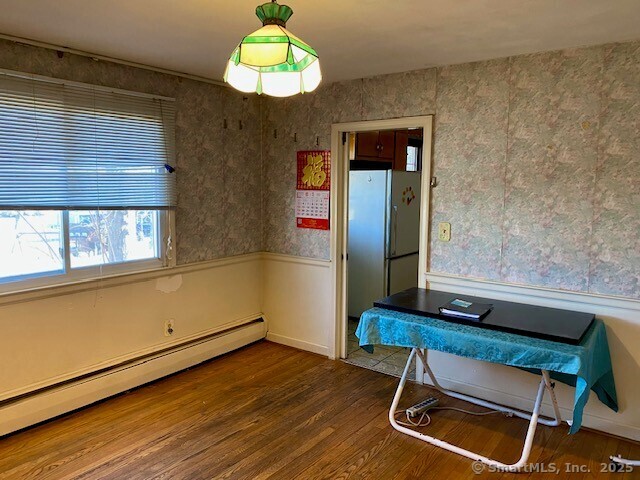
[394,409,432,427]
[394,405,509,428]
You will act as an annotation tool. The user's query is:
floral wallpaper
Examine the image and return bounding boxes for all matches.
[430,58,509,282]
[261,71,438,260]
[500,47,602,292]
[589,42,640,297]
[261,40,640,299]
[0,39,262,265]
[262,79,363,258]
[1,37,637,299]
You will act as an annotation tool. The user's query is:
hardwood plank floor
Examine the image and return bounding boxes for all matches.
[0,341,638,479]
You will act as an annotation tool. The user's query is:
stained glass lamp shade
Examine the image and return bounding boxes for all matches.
[224,1,321,97]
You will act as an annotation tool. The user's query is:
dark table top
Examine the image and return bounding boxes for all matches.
[373,287,595,345]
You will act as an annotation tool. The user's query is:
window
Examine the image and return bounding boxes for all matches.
[406,146,419,172]
[0,70,176,292]
[406,134,423,172]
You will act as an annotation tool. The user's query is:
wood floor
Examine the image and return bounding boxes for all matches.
[0,341,638,480]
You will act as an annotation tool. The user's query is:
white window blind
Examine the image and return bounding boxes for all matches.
[0,70,176,210]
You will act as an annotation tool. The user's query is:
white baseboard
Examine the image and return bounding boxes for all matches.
[424,372,640,442]
[266,332,329,356]
[0,321,266,436]
[0,313,265,403]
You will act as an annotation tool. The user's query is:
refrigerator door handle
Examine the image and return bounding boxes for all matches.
[392,204,398,256]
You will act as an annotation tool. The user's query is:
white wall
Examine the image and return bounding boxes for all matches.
[262,253,332,356]
[1,250,334,405]
[0,253,263,401]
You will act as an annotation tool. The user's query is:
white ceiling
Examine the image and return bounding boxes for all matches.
[1,0,640,83]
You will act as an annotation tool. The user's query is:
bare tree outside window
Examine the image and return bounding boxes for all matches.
[69,210,157,268]
[0,209,158,282]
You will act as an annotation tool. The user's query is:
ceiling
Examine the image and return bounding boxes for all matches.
[1,0,640,83]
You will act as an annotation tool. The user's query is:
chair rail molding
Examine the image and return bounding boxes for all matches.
[424,272,640,313]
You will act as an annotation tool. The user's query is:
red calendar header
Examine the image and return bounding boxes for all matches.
[296,150,330,191]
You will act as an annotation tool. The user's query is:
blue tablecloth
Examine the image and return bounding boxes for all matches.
[356,307,618,434]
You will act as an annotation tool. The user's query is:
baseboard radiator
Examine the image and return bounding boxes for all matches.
[0,318,266,437]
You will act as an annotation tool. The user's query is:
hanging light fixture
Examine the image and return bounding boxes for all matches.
[224,0,321,97]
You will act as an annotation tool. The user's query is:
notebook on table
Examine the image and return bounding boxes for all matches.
[439,298,493,321]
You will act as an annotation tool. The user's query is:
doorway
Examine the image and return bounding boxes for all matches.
[328,116,434,370]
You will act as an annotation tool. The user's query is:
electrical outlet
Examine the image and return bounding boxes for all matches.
[164,319,175,337]
[438,222,451,242]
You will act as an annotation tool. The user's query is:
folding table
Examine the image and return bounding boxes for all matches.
[356,306,618,472]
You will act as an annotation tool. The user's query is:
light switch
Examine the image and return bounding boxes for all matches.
[438,222,451,242]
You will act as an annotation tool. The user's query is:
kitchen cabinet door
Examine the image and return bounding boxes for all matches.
[377,130,396,160]
[393,130,409,170]
[355,131,381,159]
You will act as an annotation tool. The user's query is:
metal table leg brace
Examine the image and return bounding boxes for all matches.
[389,348,563,472]
[609,456,640,468]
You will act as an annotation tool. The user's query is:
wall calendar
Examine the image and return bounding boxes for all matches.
[295,150,330,230]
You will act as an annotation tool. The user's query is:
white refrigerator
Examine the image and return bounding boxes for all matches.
[348,170,422,317]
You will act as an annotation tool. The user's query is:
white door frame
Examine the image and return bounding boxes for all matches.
[328,116,434,359]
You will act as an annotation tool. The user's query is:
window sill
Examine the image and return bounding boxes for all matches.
[0,252,262,307]
[0,263,168,306]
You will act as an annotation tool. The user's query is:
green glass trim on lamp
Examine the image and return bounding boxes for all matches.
[241,35,289,44]
[226,51,316,75]
[256,54,315,73]
[240,34,318,57]
[230,48,240,66]
[256,1,293,26]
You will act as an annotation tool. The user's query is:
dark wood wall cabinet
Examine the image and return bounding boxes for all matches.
[354,130,412,170]
[393,130,409,171]
[354,131,390,160]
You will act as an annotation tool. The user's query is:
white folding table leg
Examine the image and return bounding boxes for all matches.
[414,348,562,427]
[541,370,562,426]
[414,348,426,383]
[610,456,640,467]
[389,348,559,472]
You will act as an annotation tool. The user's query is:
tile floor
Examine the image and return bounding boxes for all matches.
[343,318,415,378]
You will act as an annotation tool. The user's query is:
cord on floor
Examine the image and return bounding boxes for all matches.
[393,405,511,428]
